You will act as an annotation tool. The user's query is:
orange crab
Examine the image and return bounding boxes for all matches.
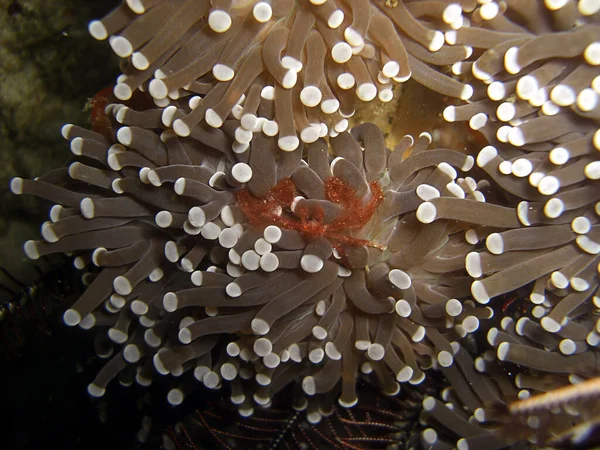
[237,176,386,262]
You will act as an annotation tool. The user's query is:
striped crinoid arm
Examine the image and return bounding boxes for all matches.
[487,376,600,448]
[167,381,425,449]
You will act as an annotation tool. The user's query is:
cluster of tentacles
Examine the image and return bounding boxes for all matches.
[8,0,600,449]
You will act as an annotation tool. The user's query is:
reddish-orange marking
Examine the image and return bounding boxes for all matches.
[89,86,114,139]
[88,85,156,139]
[236,177,385,255]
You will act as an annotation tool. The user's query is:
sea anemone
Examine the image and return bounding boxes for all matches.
[88,0,474,151]
[442,0,600,379]
[440,1,600,446]
[10,95,520,422]
[8,0,600,448]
